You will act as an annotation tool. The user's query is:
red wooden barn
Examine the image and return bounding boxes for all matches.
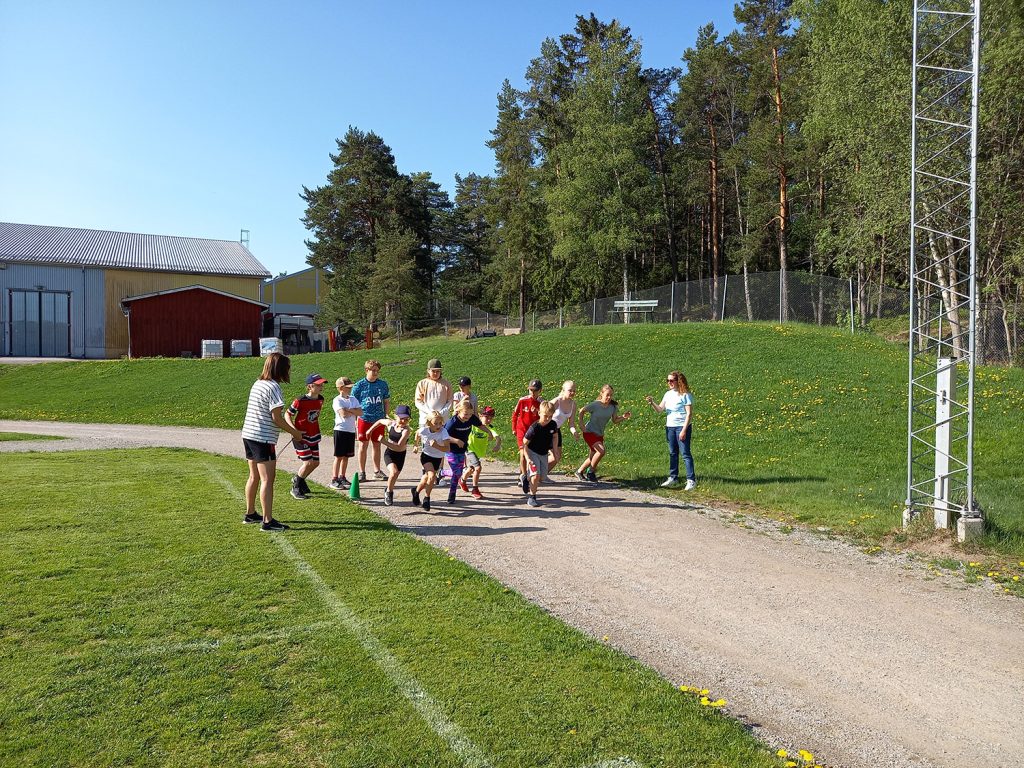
[120,285,268,358]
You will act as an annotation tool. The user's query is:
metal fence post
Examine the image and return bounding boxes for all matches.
[779,270,784,324]
[721,274,728,322]
[592,298,597,325]
[849,277,855,335]
[533,310,537,331]
[559,306,563,328]
[670,280,676,323]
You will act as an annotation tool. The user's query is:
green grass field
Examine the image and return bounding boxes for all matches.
[0,431,63,441]
[0,449,781,768]
[1,322,1021,558]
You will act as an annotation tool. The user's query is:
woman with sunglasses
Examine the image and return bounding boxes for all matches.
[644,371,696,490]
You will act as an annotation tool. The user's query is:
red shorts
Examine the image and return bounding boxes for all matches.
[516,431,526,449]
[583,431,604,449]
[356,418,386,442]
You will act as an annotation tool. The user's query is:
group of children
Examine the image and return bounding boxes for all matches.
[282,358,634,510]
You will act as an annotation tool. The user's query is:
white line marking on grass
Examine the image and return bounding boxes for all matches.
[582,759,642,768]
[208,466,493,768]
[121,621,338,657]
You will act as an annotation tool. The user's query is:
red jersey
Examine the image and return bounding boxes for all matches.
[288,395,324,442]
[512,394,541,436]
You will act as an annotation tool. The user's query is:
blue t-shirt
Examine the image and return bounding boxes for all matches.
[352,378,390,422]
[660,390,693,428]
[444,414,482,455]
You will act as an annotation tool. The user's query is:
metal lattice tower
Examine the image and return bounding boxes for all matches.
[905,0,983,537]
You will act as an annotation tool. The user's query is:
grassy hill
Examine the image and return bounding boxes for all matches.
[2,322,1022,558]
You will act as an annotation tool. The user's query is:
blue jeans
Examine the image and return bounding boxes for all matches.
[666,425,694,481]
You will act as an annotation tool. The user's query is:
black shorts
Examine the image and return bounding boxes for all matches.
[420,454,442,473]
[243,438,276,463]
[384,449,407,472]
[554,427,563,448]
[333,430,356,458]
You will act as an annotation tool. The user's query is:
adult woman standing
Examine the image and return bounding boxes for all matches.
[241,353,304,531]
[644,371,696,490]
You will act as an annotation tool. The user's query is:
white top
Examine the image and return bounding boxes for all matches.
[418,426,450,459]
[659,390,693,428]
[550,397,575,428]
[241,380,285,443]
[332,394,360,432]
[453,390,478,413]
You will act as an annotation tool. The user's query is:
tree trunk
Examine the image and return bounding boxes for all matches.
[645,93,677,282]
[743,260,753,322]
[771,44,789,322]
[709,115,721,321]
[517,247,526,333]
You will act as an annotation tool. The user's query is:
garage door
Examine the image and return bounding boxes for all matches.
[9,290,71,357]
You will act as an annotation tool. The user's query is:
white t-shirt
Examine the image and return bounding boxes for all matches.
[241,380,285,443]
[550,397,575,428]
[418,426,450,459]
[453,390,478,413]
[332,394,360,432]
[659,390,693,428]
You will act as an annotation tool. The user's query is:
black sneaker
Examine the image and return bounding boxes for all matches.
[384,491,393,506]
[521,474,530,494]
[447,493,456,504]
[339,477,351,490]
[329,478,343,490]
[422,496,431,512]
[574,469,587,481]
[374,469,387,481]
[586,471,598,482]
[411,488,421,507]
[298,477,313,496]
[290,486,307,500]
[243,512,262,525]
[359,472,368,482]
[261,518,289,532]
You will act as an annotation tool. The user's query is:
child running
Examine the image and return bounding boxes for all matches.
[576,384,631,482]
[521,401,560,507]
[465,405,501,498]
[352,359,390,482]
[444,400,499,504]
[371,405,412,506]
[413,411,452,512]
[453,376,478,414]
[330,376,361,490]
[511,379,543,490]
[285,373,328,500]
[548,380,579,474]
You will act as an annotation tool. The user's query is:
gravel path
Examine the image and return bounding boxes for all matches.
[3,419,1022,768]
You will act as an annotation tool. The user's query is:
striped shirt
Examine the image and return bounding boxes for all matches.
[241,380,285,444]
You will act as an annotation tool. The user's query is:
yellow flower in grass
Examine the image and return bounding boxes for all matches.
[798,750,815,762]
[777,749,788,758]
[785,762,797,768]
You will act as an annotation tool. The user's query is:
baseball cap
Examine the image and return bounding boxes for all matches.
[458,376,471,386]
[480,405,496,417]
[306,373,328,385]
[395,404,412,417]
[529,379,543,391]
[336,376,353,387]
[427,358,442,370]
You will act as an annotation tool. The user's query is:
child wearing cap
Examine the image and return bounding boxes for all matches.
[371,405,412,506]
[521,401,560,507]
[414,359,453,428]
[512,379,543,489]
[285,373,327,499]
[413,411,453,512]
[443,400,499,504]
[465,405,502,498]
[352,359,390,482]
[453,376,478,415]
[330,376,362,490]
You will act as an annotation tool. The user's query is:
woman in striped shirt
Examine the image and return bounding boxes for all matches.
[241,353,304,532]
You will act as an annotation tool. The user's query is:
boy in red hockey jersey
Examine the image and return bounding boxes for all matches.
[285,373,327,500]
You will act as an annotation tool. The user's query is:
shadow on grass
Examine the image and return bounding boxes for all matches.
[286,519,396,532]
[631,474,827,487]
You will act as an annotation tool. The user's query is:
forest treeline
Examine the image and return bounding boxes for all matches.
[301,0,1023,334]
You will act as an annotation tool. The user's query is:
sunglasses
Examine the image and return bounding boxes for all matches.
[667,378,677,383]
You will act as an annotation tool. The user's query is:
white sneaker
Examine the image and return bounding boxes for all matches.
[684,480,697,491]
[660,477,679,488]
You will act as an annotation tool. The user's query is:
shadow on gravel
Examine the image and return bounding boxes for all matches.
[396,524,547,537]
[284,520,396,532]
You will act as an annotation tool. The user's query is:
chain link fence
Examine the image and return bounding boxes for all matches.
[413,271,1020,365]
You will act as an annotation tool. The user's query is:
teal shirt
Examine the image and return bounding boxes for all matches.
[582,401,617,436]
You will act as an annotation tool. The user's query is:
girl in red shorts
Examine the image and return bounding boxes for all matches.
[575,384,631,482]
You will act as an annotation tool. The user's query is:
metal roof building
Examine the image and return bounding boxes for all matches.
[0,221,271,358]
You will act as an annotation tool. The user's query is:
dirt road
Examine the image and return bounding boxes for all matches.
[3,419,1022,768]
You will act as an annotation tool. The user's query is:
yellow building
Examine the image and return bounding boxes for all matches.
[260,266,329,317]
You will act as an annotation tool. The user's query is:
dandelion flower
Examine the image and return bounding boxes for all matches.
[798,750,814,762]
[777,749,788,758]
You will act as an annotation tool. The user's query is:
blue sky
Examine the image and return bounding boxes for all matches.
[0,1,737,276]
